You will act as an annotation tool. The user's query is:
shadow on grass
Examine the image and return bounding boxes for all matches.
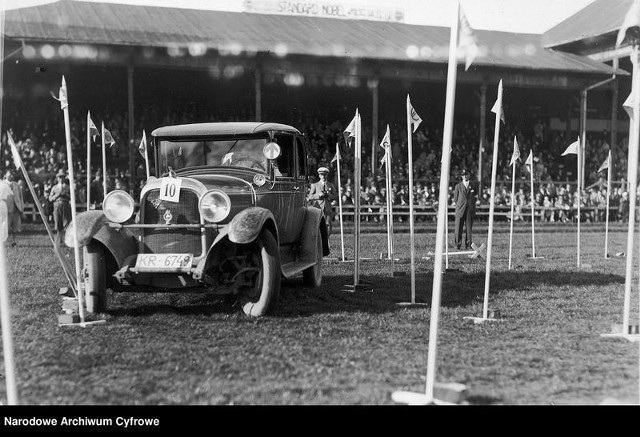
[274,268,625,317]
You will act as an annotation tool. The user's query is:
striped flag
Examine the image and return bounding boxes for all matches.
[343,109,358,147]
[525,151,533,174]
[138,130,148,158]
[598,153,611,173]
[88,112,99,141]
[616,0,640,47]
[458,3,479,71]
[562,137,580,156]
[510,136,520,166]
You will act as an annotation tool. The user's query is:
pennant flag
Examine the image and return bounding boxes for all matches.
[343,109,358,147]
[407,96,422,133]
[103,128,116,148]
[379,125,391,151]
[88,112,99,141]
[458,4,479,71]
[331,147,341,164]
[138,130,148,158]
[58,76,68,110]
[525,151,533,174]
[7,133,22,170]
[617,0,640,48]
[491,80,505,124]
[222,152,234,164]
[598,153,610,173]
[623,91,634,119]
[510,136,520,166]
[562,138,580,156]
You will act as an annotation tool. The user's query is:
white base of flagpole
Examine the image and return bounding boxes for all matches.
[392,383,468,405]
[396,302,429,307]
[600,333,640,342]
[464,309,503,324]
[342,280,374,293]
[527,255,545,259]
[59,319,107,328]
[600,323,640,342]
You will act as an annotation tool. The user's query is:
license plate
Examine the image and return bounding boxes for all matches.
[135,253,193,272]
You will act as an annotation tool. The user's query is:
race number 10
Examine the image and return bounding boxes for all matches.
[159,177,182,202]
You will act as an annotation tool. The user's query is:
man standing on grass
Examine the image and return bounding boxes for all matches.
[453,169,477,250]
[49,169,72,248]
[307,166,337,236]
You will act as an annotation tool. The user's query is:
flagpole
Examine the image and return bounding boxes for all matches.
[354,111,362,285]
[508,141,516,270]
[86,111,91,210]
[336,142,345,262]
[387,142,395,268]
[406,95,416,304]
[577,134,582,268]
[0,8,18,406]
[482,79,503,320]
[101,122,107,198]
[386,150,391,259]
[60,77,86,324]
[425,0,459,403]
[604,151,611,258]
[622,43,640,334]
[143,131,150,180]
[529,153,536,258]
[9,135,78,296]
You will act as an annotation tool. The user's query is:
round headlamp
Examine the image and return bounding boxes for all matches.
[103,190,135,223]
[199,190,231,223]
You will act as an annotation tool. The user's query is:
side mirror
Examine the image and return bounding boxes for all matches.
[263,142,281,181]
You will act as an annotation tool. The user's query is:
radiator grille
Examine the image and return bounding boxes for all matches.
[141,188,202,256]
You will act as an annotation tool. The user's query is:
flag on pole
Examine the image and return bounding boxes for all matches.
[8,136,21,170]
[58,76,69,110]
[491,80,505,124]
[379,126,391,168]
[598,153,610,173]
[623,91,634,119]
[616,0,640,48]
[331,146,340,164]
[458,3,479,71]
[524,151,533,174]
[407,97,423,133]
[138,130,148,159]
[88,112,98,141]
[103,128,116,148]
[510,136,520,166]
[562,138,580,156]
[343,110,358,147]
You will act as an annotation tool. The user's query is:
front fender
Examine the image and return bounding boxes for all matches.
[65,210,137,268]
[227,207,278,245]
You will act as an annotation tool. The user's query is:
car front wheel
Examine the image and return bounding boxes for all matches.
[302,229,323,288]
[238,230,281,317]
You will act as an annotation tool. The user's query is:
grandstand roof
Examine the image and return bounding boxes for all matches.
[543,0,631,49]
[2,0,620,76]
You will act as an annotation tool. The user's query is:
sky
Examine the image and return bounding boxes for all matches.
[2,0,597,34]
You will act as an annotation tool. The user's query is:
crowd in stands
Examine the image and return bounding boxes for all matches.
[0,97,633,226]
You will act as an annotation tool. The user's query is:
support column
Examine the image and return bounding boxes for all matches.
[127,64,135,196]
[370,77,379,177]
[580,89,587,188]
[478,83,487,184]
[255,67,262,122]
[611,71,619,173]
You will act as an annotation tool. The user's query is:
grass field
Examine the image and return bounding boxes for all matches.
[1,221,639,406]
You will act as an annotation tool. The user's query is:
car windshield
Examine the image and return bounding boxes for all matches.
[158,137,270,174]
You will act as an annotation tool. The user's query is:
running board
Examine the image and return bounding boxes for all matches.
[281,260,317,279]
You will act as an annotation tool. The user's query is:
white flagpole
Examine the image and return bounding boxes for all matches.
[482,79,504,320]
[387,143,395,268]
[0,8,18,405]
[60,76,86,324]
[445,208,449,269]
[384,145,391,259]
[508,149,516,270]
[354,112,362,284]
[406,95,417,303]
[143,131,150,180]
[86,111,91,210]
[425,0,459,403]
[623,44,640,334]
[604,151,611,258]
[336,142,345,262]
[577,134,582,268]
[530,154,536,258]
[101,122,107,198]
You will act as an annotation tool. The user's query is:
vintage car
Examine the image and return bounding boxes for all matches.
[66,122,330,317]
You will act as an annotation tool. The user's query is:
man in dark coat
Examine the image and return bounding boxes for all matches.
[307,167,337,235]
[453,169,476,250]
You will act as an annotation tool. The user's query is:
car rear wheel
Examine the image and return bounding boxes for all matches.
[302,229,323,288]
[239,230,281,317]
[84,242,107,313]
